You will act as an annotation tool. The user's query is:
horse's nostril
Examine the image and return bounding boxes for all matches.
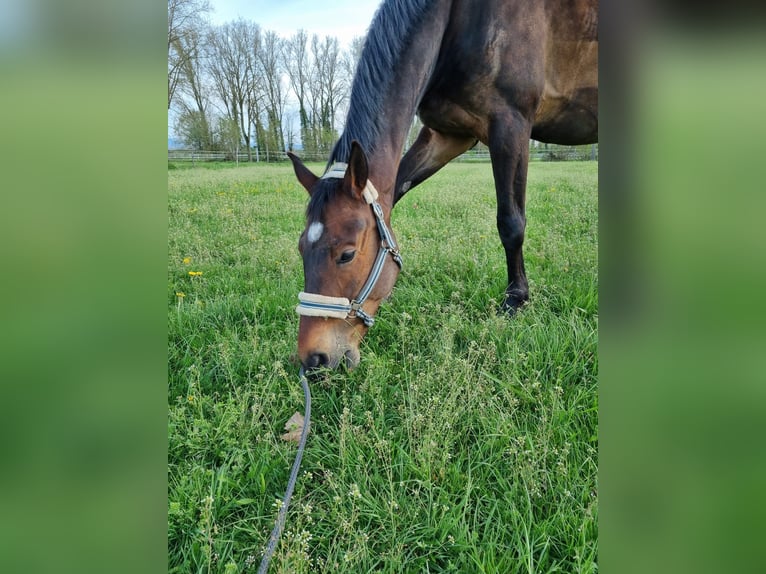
[305,352,330,370]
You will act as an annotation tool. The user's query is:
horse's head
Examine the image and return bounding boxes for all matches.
[288,142,402,372]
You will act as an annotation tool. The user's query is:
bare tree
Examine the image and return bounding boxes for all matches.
[206,20,261,161]
[308,35,325,153]
[346,36,365,78]
[168,42,185,109]
[168,0,210,109]
[284,111,298,152]
[168,4,362,159]
[337,35,365,134]
[176,26,209,113]
[282,30,311,154]
[258,31,288,158]
[310,35,348,154]
[172,23,216,149]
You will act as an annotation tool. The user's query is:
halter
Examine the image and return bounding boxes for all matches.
[296,163,403,327]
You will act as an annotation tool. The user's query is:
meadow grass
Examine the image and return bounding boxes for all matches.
[168,161,597,573]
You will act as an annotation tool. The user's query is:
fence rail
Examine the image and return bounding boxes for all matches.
[168,145,597,164]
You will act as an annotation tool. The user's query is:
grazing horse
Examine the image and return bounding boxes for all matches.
[288,0,598,371]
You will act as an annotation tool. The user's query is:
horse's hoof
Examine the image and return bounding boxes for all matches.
[498,291,528,315]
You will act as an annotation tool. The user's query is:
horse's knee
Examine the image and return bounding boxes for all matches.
[497,214,525,248]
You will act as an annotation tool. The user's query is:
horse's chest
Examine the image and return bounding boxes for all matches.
[418,90,489,141]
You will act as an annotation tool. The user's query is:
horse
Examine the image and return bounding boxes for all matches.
[288,0,598,371]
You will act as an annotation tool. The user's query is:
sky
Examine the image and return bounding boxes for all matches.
[207,0,382,47]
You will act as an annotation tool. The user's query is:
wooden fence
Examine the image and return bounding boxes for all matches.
[168,144,597,164]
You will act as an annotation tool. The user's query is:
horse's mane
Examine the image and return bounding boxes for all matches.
[328,0,433,165]
[307,0,434,222]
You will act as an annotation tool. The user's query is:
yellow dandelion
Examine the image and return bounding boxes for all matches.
[188,271,203,277]
[176,292,185,298]
[183,257,191,265]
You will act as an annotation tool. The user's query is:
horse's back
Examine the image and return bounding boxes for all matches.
[419,0,598,145]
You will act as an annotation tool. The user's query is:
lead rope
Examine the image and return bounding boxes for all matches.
[257,368,312,574]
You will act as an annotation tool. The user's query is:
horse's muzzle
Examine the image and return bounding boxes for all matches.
[301,349,360,372]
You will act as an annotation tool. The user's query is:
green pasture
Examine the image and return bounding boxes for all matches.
[168,161,598,573]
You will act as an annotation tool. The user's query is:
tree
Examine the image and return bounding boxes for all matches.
[206,20,261,161]
[215,117,241,161]
[168,42,184,109]
[168,6,362,161]
[307,35,347,154]
[168,0,210,109]
[174,24,214,140]
[175,109,213,150]
[282,30,311,154]
[258,31,288,159]
[284,111,298,152]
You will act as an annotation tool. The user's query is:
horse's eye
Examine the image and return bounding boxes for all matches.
[338,250,356,264]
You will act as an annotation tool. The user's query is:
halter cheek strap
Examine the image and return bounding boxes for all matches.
[295,163,402,327]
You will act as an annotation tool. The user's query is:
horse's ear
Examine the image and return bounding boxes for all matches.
[287,152,319,194]
[345,141,369,201]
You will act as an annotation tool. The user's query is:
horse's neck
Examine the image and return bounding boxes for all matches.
[335,0,453,208]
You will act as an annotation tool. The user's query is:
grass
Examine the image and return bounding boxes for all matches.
[168,160,598,573]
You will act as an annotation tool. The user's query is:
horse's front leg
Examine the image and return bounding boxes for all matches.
[394,126,476,204]
[488,113,533,313]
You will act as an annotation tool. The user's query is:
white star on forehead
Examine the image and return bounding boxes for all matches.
[307,221,324,244]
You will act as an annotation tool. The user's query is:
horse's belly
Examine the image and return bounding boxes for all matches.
[535,34,598,144]
[533,87,598,144]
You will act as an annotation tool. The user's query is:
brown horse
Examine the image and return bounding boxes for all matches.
[288,0,597,371]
